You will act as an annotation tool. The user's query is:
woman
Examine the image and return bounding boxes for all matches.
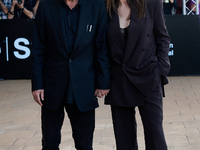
[105,0,170,149]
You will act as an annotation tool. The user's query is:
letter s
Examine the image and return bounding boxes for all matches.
[14,38,31,59]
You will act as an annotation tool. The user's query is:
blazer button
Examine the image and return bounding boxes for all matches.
[147,34,149,37]
[112,55,115,58]
[142,49,145,51]
[69,59,72,63]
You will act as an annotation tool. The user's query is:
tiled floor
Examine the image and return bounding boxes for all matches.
[0,77,200,150]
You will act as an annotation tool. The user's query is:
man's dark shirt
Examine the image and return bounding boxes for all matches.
[63,0,81,103]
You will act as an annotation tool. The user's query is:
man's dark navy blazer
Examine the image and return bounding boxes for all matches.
[31,0,110,112]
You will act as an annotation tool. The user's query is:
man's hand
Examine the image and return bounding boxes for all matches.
[94,89,110,98]
[32,89,44,106]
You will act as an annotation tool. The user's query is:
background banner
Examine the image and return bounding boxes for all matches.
[166,15,200,76]
[0,19,33,79]
[0,16,200,79]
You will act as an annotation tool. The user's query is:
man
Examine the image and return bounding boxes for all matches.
[31,0,110,149]
[8,0,34,19]
[0,0,11,19]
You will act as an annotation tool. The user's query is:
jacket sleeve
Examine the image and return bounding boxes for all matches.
[153,0,171,77]
[94,0,111,89]
[31,0,46,91]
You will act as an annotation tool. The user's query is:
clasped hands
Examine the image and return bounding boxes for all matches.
[94,89,110,98]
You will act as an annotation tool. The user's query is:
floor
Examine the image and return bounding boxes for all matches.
[0,76,200,150]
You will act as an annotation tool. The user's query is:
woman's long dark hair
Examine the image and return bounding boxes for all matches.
[106,0,146,19]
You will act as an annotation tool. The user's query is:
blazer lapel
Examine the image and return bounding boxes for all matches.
[50,0,69,54]
[123,8,145,63]
[107,12,127,51]
[71,0,92,55]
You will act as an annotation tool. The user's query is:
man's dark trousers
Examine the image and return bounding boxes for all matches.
[41,103,95,150]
